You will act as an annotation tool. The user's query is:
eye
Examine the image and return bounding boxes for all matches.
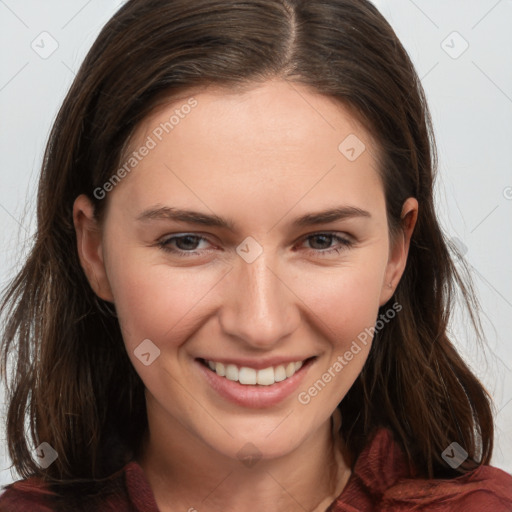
[157,232,353,258]
[158,234,213,257]
[299,233,353,257]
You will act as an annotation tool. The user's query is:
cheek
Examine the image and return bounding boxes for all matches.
[106,256,221,351]
[292,260,386,344]
[292,265,385,407]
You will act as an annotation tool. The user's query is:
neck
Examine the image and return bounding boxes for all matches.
[136,407,352,512]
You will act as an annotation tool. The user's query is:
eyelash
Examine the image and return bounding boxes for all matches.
[157,233,354,258]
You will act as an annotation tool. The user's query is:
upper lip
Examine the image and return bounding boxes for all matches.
[197,355,316,370]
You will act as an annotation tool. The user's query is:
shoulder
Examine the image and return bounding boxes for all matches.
[383,463,512,511]
[334,428,512,511]
[0,464,141,512]
[0,477,56,511]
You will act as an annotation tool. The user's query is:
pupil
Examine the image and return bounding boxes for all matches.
[177,236,198,250]
[310,234,331,250]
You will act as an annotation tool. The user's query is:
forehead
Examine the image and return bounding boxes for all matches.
[130,79,370,154]
[107,80,384,224]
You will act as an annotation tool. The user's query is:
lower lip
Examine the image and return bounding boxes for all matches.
[195,358,315,409]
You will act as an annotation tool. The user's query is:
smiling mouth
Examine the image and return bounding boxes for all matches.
[198,357,316,386]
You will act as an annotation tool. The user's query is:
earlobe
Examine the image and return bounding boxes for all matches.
[73,194,114,302]
[379,197,418,306]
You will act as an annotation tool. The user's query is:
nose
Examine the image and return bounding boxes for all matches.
[218,252,301,350]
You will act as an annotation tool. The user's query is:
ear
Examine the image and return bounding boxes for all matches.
[73,194,114,302]
[379,197,418,306]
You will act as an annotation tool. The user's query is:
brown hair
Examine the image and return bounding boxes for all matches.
[1,0,493,501]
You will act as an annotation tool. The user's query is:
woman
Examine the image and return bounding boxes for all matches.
[1,0,511,510]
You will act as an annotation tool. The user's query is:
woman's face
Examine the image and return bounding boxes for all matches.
[74,79,415,461]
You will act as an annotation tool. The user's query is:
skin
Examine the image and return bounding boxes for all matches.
[73,79,417,512]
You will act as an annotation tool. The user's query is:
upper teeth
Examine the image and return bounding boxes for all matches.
[206,360,304,386]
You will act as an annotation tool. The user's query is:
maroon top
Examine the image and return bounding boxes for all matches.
[1,428,511,511]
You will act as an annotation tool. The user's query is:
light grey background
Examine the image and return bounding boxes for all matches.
[0,0,511,487]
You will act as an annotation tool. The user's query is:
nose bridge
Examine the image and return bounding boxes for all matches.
[219,249,299,348]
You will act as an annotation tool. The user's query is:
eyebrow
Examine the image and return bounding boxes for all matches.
[136,205,371,231]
